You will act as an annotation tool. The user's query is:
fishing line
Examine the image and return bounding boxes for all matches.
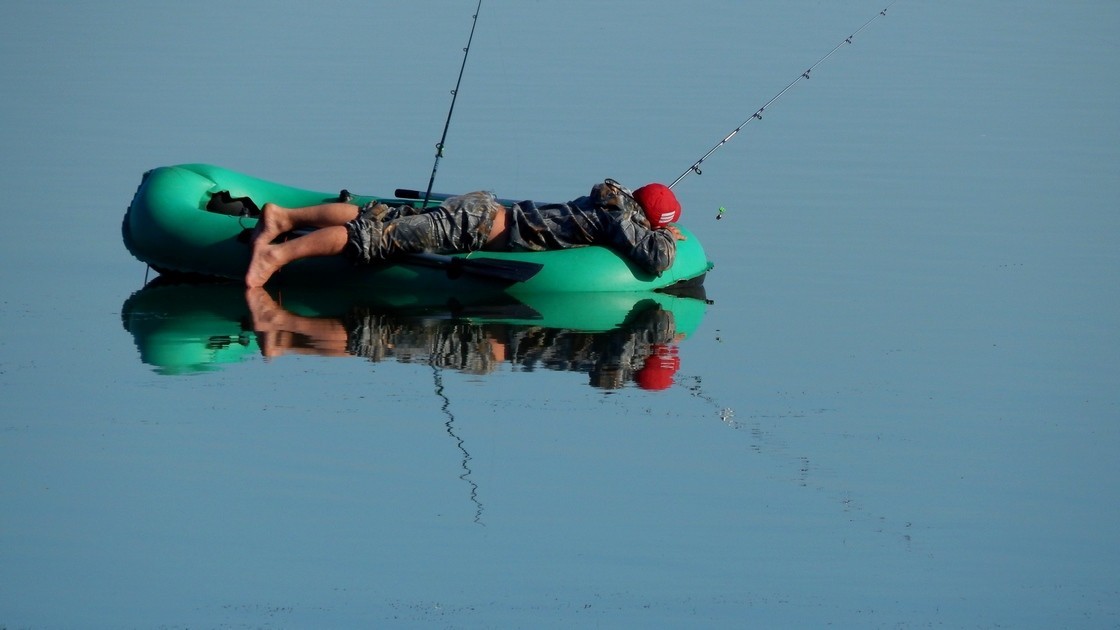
[668,0,899,191]
[422,0,484,209]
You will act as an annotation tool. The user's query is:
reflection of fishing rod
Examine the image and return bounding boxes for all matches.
[431,366,485,525]
[669,1,900,190]
[421,0,484,209]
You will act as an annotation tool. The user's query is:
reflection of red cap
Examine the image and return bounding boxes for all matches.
[636,344,681,391]
[633,183,682,229]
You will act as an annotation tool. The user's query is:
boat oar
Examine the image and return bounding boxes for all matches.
[401,252,542,283]
[394,188,522,208]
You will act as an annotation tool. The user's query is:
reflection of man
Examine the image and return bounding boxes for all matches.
[244,288,683,390]
[507,299,682,389]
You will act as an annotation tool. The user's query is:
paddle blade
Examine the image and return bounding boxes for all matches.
[405,253,543,283]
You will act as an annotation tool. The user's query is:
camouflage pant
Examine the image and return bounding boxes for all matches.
[343,191,502,264]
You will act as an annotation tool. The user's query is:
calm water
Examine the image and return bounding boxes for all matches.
[2,1,1118,627]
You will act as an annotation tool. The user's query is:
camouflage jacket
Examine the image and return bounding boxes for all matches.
[506,180,677,275]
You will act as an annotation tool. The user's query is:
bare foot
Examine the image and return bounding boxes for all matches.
[251,203,293,247]
[245,241,282,287]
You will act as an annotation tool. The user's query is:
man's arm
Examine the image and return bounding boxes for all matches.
[606,218,682,275]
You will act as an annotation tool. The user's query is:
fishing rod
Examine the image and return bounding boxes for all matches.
[668,0,899,190]
[422,0,484,209]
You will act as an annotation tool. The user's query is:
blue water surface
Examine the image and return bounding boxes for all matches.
[1,1,1117,627]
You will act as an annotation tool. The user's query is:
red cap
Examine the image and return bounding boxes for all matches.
[633,183,682,229]
[635,344,681,391]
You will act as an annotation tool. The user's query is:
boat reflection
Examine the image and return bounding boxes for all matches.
[121,280,709,390]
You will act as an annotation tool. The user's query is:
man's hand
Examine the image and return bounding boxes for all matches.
[664,225,687,241]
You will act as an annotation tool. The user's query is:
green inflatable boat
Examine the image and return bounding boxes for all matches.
[122,164,713,295]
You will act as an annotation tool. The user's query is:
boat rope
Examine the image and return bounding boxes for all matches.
[421,0,484,209]
[668,0,900,190]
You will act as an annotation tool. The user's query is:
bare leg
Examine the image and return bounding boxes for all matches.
[246,225,350,287]
[246,200,511,286]
[252,202,361,246]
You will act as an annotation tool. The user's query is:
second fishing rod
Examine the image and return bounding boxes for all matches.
[669,0,900,191]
